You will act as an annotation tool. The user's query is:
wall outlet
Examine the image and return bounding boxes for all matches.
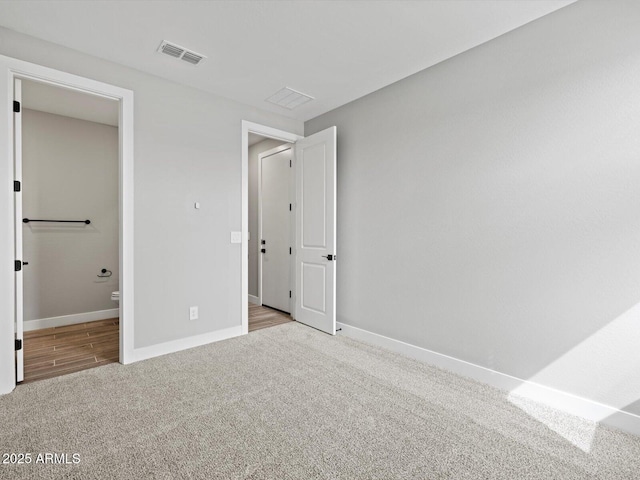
[189,306,199,321]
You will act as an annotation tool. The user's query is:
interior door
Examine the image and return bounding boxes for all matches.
[260,147,291,313]
[14,78,24,382]
[294,126,337,335]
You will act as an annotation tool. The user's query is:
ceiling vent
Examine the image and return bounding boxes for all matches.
[266,87,314,110]
[157,40,206,66]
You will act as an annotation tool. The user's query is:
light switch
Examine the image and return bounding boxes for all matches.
[230,231,242,244]
[194,202,200,209]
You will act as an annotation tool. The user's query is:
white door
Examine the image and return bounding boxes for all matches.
[14,78,24,382]
[260,147,292,312]
[294,127,337,335]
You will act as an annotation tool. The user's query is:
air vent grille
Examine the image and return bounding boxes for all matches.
[157,40,206,66]
[181,51,204,65]
[266,87,314,110]
[161,43,184,58]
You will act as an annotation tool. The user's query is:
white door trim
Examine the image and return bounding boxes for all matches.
[0,54,135,394]
[241,121,302,335]
[257,143,293,308]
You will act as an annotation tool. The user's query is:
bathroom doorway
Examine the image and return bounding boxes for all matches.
[16,79,120,383]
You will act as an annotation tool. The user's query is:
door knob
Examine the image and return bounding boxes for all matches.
[261,248,266,254]
[322,254,334,261]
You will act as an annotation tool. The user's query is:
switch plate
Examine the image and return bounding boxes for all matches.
[194,202,200,209]
[230,231,242,244]
[189,306,198,321]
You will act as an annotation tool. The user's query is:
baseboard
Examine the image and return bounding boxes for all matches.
[337,322,640,437]
[24,308,120,331]
[248,295,260,305]
[131,325,243,363]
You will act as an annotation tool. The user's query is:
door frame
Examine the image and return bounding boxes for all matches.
[241,121,302,334]
[257,143,294,311]
[0,55,134,394]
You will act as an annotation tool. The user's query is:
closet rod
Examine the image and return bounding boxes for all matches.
[23,218,91,224]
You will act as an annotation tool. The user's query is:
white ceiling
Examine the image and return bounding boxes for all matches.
[248,133,293,147]
[248,133,267,147]
[0,0,575,122]
[22,80,118,126]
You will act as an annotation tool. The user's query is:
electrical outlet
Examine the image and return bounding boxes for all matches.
[189,306,198,321]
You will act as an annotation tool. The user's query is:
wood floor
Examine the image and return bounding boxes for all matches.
[21,306,288,383]
[249,304,293,332]
[22,318,119,384]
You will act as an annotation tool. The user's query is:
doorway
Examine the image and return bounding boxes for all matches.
[16,79,120,383]
[248,134,294,331]
[259,144,292,313]
[241,121,337,336]
[1,57,135,394]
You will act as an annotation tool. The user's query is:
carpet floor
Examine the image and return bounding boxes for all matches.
[1,322,639,479]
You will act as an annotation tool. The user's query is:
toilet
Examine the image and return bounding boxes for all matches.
[111,291,120,303]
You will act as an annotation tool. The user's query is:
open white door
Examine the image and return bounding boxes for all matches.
[294,126,337,335]
[14,78,24,382]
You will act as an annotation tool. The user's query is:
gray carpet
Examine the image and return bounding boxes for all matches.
[1,322,639,479]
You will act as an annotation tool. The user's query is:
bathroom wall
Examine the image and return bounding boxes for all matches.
[22,108,119,323]
[248,138,290,299]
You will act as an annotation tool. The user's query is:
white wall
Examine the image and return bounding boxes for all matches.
[306,1,640,418]
[0,25,302,385]
[22,109,118,322]
[248,138,289,297]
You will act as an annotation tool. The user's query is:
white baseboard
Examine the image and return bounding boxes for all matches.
[248,295,260,305]
[24,308,120,331]
[131,325,243,363]
[337,322,640,437]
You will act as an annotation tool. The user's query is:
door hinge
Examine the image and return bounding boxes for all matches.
[13,180,20,192]
[15,339,22,351]
[289,203,292,211]
[289,247,291,255]
[15,260,22,272]
[289,291,292,298]
[290,159,292,168]
[13,101,20,113]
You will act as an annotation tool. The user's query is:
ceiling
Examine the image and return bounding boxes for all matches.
[248,132,295,147]
[248,133,267,147]
[0,0,575,122]
[22,80,118,126]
